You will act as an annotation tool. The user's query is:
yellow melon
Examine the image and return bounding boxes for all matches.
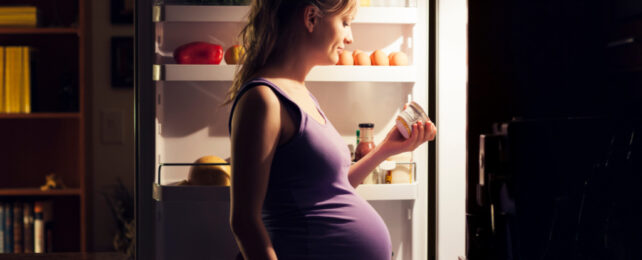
[187,155,231,186]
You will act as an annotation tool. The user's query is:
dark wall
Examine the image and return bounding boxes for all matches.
[467,0,642,258]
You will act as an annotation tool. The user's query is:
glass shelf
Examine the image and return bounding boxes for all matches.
[154,64,416,82]
[156,161,417,200]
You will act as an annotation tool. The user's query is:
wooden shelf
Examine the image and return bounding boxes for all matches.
[0,188,82,197]
[156,5,417,24]
[0,27,79,35]
[1,252,128,259]
[0,113,80,119]
[155,64,416,82]
[0,0,88,253]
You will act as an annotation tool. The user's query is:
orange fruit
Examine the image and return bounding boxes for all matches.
[355,52,371,65]
[370,50,389,66]
[389,51,409,66]
[224,45,245,64]
[353,49,363,59]
[337,50,354,65]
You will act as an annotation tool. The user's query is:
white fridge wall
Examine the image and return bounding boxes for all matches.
[307,82,413,142]
[157,81,233,184]
[156,82,413,184]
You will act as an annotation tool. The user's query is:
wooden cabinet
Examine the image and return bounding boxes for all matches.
[0,0,87,253]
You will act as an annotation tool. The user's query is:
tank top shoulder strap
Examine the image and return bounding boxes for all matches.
[228,78,306,136]
[306,91,327,119]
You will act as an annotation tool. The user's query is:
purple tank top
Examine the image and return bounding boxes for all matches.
[229,78,392,260]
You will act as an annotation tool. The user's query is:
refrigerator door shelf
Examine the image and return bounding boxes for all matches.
[155,5,418,24]
[154,64,417,82]
[356,183,418,200]
[153,183,417,201]
[155,164,417,201]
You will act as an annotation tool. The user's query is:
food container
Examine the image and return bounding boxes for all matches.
[395,101,429,139]
[387,152,414,183]
[379,160,397,184]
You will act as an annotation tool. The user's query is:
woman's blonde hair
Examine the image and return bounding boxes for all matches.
[223,0,357,105]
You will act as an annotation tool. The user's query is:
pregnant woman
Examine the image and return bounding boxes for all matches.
[226,0,437,259]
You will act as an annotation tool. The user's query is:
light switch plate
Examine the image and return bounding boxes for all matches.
[101,110,123,144]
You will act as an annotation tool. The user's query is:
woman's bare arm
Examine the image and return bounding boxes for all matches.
[229,85,282,260]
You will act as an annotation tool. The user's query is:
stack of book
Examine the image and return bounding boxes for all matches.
[0,200,52,253]
[0,6,37,27]
[0,46,31,114]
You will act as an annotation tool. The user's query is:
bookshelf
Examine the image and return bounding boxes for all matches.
[0,0,87,254]
[0,112,80,119]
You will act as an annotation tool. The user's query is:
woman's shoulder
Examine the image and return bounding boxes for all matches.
[235,83,282,112]
[230,84,283,134]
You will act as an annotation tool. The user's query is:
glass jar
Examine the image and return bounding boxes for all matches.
[354,123,375,162]
[395,101,429,139]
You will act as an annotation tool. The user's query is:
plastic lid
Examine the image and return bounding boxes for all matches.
[358,123,374,128]
[379,160,397,170]
[408,101,429,121]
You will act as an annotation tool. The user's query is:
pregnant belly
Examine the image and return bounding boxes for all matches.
[267,196,392,260]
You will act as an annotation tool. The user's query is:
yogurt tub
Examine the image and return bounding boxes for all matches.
[395,101,429,139]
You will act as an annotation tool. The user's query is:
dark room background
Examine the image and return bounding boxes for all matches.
[467,0,642,259]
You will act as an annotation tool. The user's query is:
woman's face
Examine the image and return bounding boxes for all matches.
[310,7,356,65]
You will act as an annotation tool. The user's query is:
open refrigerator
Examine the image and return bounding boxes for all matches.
[137,1,431,259]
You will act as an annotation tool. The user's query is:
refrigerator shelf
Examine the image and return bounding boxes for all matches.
[154,5,418,24]
[154,64,416,82]
[156,162,418,201]
[153,183,417,202]
[355,183,417,200]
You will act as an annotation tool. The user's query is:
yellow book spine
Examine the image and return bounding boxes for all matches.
[0,17,36,27]
[0,13,36,19]
[0,12,36,15]
[7,47,15,113]
[0,18,37,23]
[4,46,14,113]
[7,46,21,113]
[0,46,4,113]
[0,11,37,26]
[21,46,30,113]
[13,47,22,113]
[0,7,37,13]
